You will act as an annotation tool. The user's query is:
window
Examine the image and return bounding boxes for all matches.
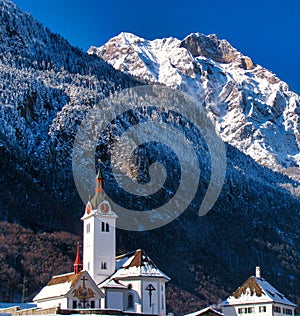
[101,222,109,232]
[274,306,282,313]
[86,223,90,233]
[72,300,77,309]
[101,262,107,269]
[259,306,266,313]
[238,307,255,314]
[283,308,293,315]
[90,301,95,308]
[87,262,90,270]
[127,294,134,309]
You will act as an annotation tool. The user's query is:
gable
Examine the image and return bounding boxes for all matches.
[67,271,104,300]
[233,277,265,298]
[222,276,297,307]
[33,271,104,302]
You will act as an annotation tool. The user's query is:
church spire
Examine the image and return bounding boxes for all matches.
[90,159,105,209]
[73,242,82,274]
[95,159,104,194]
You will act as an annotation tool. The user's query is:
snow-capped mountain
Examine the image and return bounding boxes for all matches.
[0,0,299,311]
[89,32,300,183]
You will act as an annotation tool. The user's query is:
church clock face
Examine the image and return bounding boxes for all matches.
[99,201,111,214]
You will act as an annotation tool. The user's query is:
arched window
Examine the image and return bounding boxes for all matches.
[101,222,105,232]
[106,223,109,232]
[127,294,134,309]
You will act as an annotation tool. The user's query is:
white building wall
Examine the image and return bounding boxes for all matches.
[36,297,67,309]
[142,279,166,315]
[273,303,296,316]
[104,278,166,315]
[106,290,124,310]
[83,213,95,278]
[142,280,159,315]
[83,210,116,285]
[222,303,295,316]
[118,279,142,313]
[93,215,116,284]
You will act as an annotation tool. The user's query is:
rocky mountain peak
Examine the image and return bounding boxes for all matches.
[88,32,300,184]
[180,32,254,69]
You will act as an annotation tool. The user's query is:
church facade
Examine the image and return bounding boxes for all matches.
[33,165,170,315]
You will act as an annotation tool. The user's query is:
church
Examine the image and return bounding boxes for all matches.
[33,165,170,315]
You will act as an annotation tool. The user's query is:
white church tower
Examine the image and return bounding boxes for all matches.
[81,162,118,285]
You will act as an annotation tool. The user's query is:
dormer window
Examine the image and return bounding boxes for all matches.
[267,290,275,297]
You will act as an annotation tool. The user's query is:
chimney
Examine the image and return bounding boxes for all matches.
[256,266,261,278]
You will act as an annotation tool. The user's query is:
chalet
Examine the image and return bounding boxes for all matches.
[221,267,297,316]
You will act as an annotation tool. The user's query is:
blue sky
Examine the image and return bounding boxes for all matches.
[13,0,300,93]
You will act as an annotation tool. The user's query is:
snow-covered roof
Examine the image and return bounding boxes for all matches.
[222,276,297,307]
[33,271,84,301]
[255,277,297,306]
[111,249,170,281]
[185,306,224,316]
[99,279,127,289]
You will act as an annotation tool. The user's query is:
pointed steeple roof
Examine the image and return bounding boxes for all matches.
[73,242,82,274]
[91,159,105,209]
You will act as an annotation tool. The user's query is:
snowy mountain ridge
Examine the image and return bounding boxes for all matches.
[0,0,299,309]
[89,32,300,183]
